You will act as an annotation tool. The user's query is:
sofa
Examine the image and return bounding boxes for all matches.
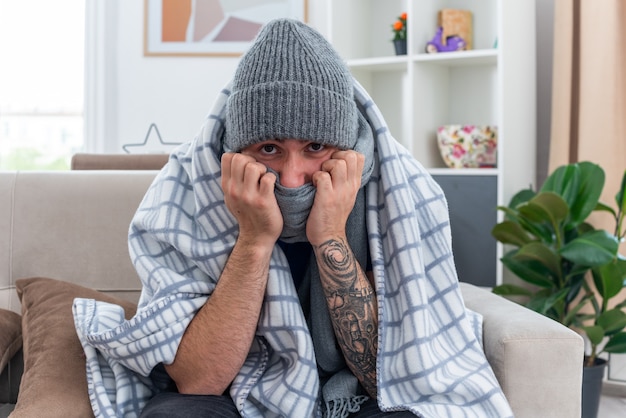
[0,169,584,417]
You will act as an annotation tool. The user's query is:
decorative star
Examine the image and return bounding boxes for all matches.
[122,123,182,154]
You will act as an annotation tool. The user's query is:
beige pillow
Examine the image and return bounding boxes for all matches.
[0,308,21,373]
[12,277,137,418]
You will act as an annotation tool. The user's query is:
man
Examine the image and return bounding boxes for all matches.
[73,19,513,418]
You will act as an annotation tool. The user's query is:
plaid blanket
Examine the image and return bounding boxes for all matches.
[73,81,513,418]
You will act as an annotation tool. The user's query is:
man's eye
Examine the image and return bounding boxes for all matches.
[309,143,324,152]
[261,144,277,154]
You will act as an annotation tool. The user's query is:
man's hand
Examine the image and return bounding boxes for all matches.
[306,150,365,246]
[221,152,283,246]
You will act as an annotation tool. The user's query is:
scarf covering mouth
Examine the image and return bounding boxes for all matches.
[72,80,513,418]
[272,112,375,243]
[273,180,316,242]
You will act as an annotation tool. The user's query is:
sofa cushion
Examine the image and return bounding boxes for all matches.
[0,309,21,372]
[12,277,137,418]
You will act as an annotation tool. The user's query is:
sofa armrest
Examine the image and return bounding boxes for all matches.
[459,282,584,418]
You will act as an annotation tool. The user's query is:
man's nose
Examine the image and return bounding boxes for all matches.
[279,157,307,188]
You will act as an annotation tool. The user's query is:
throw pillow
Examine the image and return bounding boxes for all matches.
[12,277,137,418]
[0,308,21,373]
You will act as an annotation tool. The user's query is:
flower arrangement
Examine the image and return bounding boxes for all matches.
[391,12,407,41]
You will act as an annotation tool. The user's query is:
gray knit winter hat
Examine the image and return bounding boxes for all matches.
[224,19,358,152]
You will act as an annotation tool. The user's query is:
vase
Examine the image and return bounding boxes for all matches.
[436,125,498,168]
[582,357,607,418]
[393,39,407,55]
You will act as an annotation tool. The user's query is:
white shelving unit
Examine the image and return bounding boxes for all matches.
[326,0,537,286]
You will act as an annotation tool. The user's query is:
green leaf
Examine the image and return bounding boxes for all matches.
[491,221,533,247]
[508,188,536,209]
[595,202,617,218]
[576,222,596,235]
[514,242,561,278]
[541,162,605,227]
[603,332,626,354]
[597,309,626,335]
[566,273,586,304]
[582,325,605,346]
[616,170,626,214]
[565,294,595,326]
[496,206,518,220]
[560,230,618,266]
[518,217,555,244]
[518,192,569,225]
[501,251,556,288]
[527,288,569,318]
[492,284,533,297]
[541,164,580,203]
[575,313,597,322]
[570,162,605,225]
[592,259,626,300]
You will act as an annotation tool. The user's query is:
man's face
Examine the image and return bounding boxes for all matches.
[241,139,339,188]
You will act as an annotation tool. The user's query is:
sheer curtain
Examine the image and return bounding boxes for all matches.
[549,0,626,228]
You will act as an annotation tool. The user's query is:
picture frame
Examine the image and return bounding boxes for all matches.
[144,0,308,57]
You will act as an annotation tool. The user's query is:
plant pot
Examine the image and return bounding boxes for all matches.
[582,357,607,418]
[393,39,407,55]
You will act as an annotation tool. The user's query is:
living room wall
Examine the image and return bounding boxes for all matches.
[93,1,327,153]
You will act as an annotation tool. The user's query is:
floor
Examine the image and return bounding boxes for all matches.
[598,383,626,417]
[599,358,626,417]
[599,394,626,417]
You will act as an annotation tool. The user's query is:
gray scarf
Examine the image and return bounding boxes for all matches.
[276,113,375,243]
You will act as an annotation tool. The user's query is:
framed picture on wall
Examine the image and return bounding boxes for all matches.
[144,0,308,57]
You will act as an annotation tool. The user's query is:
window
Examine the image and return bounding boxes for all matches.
[0,0,85,170]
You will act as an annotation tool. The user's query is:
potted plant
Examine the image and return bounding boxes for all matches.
[391,12,407,55]
[491,161,626,417]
